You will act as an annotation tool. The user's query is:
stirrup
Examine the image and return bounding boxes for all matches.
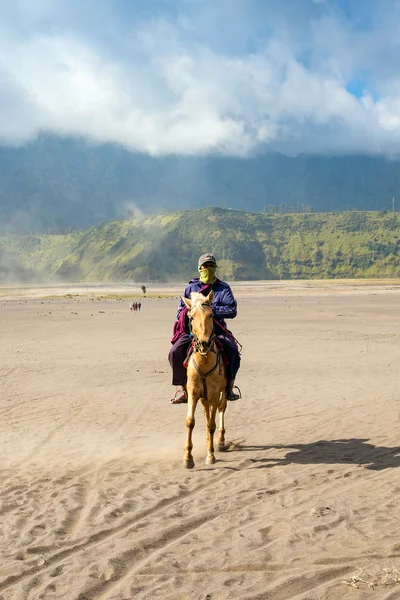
[226,385,241,401]
[170,389,188,404]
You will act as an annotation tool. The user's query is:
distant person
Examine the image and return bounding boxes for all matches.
[138,301,142,311]
[168,253,241,404]
[129,301,133,311]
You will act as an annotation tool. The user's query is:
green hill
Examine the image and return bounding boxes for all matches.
[1,208,400,282]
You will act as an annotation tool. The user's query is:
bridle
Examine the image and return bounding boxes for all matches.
[188,302,222,402]
[188,302,216,356]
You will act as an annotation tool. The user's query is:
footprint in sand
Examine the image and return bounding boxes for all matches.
[30,523,47,536]
[310,506,332,517]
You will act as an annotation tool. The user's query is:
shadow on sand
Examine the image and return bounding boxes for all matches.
[233,438,400,471]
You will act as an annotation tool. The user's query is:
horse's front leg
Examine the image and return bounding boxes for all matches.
[204,401,218,465]
[217,391,227,451]
[184,387,198,469]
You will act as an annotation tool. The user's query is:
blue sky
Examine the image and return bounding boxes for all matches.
[2,0,400,155]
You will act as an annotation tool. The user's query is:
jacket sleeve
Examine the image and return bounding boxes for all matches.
[212,285,237,319]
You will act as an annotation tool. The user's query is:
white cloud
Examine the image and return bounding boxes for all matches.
[1,0,400,155]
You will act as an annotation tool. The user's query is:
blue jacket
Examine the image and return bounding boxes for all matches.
[176,278,237,327]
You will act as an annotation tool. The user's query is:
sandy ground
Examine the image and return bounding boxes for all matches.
[1,281,400,600]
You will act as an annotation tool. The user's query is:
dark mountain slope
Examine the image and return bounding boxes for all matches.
[1,135,399,232]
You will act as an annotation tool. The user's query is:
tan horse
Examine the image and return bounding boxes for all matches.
[182,290,227,469]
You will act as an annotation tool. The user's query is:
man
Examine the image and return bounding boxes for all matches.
[169,253,241,404]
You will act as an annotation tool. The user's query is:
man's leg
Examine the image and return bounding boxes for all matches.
[218,335,241,400]
[168,334,192,402]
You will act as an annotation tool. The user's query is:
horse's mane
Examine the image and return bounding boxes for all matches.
[190,292,212,313]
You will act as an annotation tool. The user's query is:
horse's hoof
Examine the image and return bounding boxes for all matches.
[205,456,216,465]
[184,459,195,469]
[218,443,226,452]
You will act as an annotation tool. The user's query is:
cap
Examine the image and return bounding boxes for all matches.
[198,253,217,268]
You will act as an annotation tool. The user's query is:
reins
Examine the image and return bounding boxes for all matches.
[214,320,243,354]
[188,301,242,354]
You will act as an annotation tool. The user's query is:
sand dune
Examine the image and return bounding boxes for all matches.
[1,281,400,599]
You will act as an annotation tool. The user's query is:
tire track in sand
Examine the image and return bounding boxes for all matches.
[0,462,244,593]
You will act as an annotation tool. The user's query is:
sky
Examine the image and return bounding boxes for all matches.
[2,0,400,156]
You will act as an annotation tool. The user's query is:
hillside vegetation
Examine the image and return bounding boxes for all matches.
[1,208,400,282]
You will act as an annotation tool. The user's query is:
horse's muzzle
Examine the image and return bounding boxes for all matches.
[197,338,213,355]
[199,342,210,354]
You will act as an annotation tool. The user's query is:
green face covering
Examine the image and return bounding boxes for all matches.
[199,266,217,284]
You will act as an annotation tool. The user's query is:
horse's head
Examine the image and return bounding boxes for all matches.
[183,290,215,355]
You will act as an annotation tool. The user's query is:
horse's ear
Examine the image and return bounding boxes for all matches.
[182,296,191,309]
[206,290,214,304]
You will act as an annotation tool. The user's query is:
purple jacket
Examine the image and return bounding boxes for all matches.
[171,278,237,344]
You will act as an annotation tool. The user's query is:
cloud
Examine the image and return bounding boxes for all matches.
[1,0,400,155]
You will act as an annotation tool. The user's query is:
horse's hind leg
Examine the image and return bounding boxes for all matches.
[184,394,198,469]
[218,391,227,452]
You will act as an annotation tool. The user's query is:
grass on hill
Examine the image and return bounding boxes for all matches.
[1,207,399,282]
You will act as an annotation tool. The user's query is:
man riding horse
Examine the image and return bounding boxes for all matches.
[169,253,241,404]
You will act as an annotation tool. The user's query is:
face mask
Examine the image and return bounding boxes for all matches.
[199,267,217,284]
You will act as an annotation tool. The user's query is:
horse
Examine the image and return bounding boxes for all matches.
[182,290,227,469]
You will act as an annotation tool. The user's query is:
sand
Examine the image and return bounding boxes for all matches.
[1,281,400,600]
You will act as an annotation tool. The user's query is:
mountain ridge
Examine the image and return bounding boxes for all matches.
[1,135,400,232]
